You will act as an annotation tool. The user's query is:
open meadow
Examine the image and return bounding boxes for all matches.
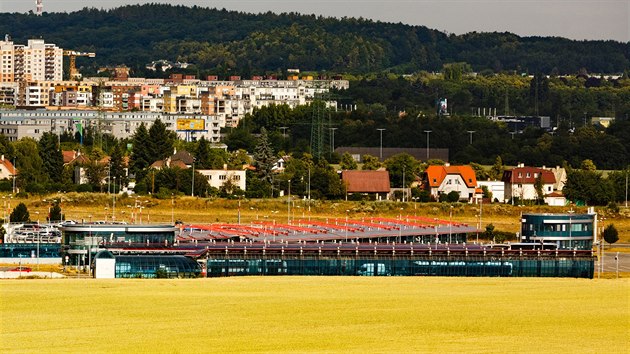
[1,277,628,353]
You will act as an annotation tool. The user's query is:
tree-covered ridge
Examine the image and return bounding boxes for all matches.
[1,4,628,76]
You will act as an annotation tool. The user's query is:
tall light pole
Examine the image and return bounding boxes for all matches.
[112,176,116,221]
[287,179,291,224]
[191,157,196,197]
[423,130,432,161]
[377,128,386,160]
[345,209,349,242]
[449,205,453,244]
[279,126,288,139]
[329,127,338,158]
[402,166,406,203]
[625,168,628,208]
[467,130,475,145]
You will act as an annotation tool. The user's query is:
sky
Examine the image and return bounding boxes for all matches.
[1,0,628,42]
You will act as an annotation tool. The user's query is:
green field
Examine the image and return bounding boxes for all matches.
[1,277,628,353]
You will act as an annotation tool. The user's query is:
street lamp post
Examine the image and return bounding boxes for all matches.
[171,194,175,225]
[279,126,288,139]
[329,127,338,158]
[345,209,349,242]
[377,128,386,160]
[423,130,432,161]
[467,130,475,145]
[191,158,196,197]
[449,206,453,244]
[112,176,116,221]
[287,179,291,224]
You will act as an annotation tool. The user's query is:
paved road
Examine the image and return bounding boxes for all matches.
[598,252,630,274]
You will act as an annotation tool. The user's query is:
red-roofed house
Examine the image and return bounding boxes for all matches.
[422,164,477,202]
[341,170,390,201]
[502,163,556,202]
[0,155,16,180]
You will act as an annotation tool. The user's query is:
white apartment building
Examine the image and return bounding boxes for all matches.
[197,169,246,191]
[0,110,224,143]
[0,37,63,83]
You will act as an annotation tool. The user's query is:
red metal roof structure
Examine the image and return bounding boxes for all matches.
[341,170,390,193]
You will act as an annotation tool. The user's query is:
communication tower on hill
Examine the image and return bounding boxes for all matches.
[36,0,43,16]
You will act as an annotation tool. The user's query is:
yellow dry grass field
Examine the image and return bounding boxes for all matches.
[1,277,628,353]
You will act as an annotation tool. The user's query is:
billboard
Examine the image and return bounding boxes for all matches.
[176,119,205,131]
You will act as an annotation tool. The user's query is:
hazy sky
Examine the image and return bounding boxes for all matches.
[1,0,628,42]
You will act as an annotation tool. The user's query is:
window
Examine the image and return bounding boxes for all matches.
[219,175,227,180]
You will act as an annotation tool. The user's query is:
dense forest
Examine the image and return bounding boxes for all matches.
[1,4,628,76]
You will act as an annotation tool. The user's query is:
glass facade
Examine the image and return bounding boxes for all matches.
[94,251,201,278]
[60,224,177,263]
[0,243,60,258]
[206,255,594,278]
[521,213,595,250]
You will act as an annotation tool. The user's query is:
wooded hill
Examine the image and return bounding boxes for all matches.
[1,4,628,76]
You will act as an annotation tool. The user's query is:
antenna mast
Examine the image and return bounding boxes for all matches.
[36,0,43,16]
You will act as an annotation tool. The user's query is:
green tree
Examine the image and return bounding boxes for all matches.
[253,127,276,186]
[384,153,418,188]
[470,162,489,181]
[564,169,614,205]
[361,154,382,170]
[489,156,504,180]
[130,123,152,174]
[109,143,127,188]
[195,136,212,168]
[13,138,47,192]
[534,173,544,204]
[580,159,597,171]
[10,202,29,223]
[85,148,108,192]
[38,132,64,183]
[446,191,460,203]
[149,119,176,160]
[49,200,63,222]
[484,223,495,242]
[228,149,252,169]
[340,152,358,170]
[602,224,619,246]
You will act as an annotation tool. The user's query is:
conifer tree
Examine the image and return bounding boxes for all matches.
[38,132,64,183]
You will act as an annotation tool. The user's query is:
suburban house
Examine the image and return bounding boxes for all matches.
[341,170,390,201]
[476,180,505,203]
[63,150,91,184]
[197,169,246,191]
[150,149,194,169]
[423,164,477,202]
[502,164,556,202]
[0,155,16,180]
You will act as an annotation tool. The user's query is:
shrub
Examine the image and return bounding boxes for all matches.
[76,184,93,193]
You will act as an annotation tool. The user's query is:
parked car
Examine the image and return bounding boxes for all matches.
[9,266,31,272]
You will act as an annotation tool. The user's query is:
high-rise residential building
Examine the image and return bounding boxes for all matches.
[0,37,63,83]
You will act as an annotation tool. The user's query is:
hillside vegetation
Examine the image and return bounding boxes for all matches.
[1,4,628,76]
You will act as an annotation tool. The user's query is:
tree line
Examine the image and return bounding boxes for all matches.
[1,4,628,77]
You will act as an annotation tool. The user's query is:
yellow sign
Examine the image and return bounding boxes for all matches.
[176,119,204,131]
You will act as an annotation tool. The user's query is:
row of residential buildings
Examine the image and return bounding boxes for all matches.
[0,37,348,131]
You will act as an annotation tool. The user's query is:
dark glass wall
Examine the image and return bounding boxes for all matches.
[206,255,594,278]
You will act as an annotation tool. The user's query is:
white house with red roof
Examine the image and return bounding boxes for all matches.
[0,155,16,181]
[422,163,477,202]
[502,163,556,202]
